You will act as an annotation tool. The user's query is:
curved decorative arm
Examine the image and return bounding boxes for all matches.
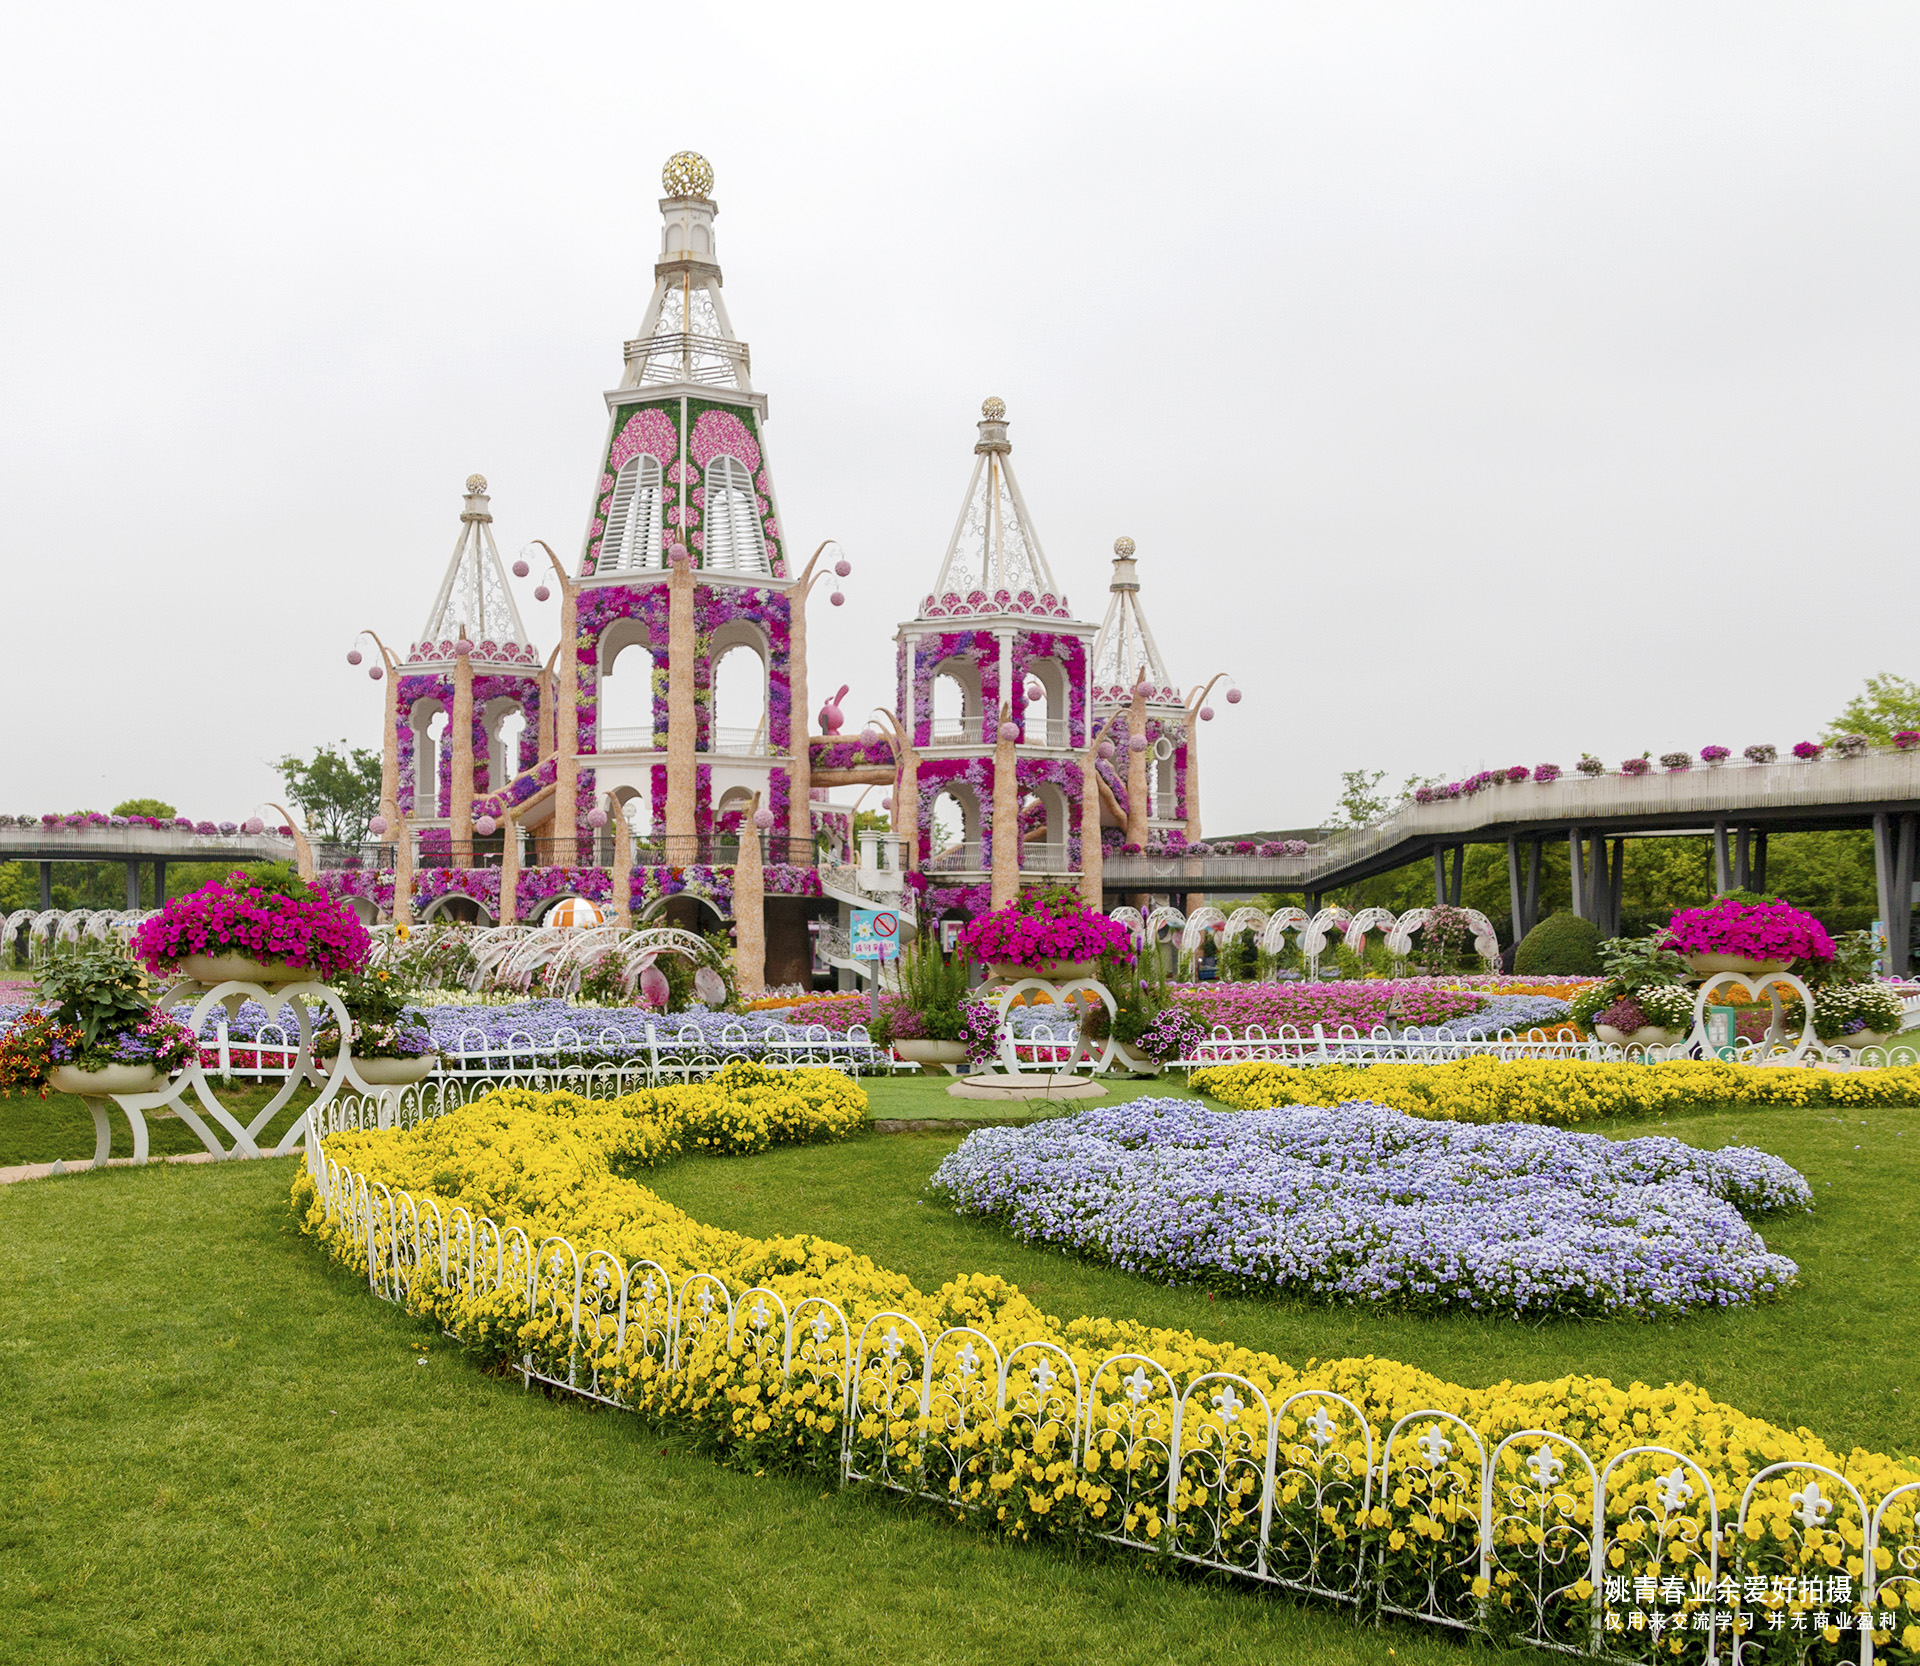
[527,539,574,598]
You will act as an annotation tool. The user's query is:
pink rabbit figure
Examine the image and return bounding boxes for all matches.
[818,685,849,734]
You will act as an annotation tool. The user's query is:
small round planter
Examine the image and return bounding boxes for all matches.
[48,1063,169,1096]
[1109,1041,1164,1075]
[1834,1030,1895,1054]
[332,1053,437,1086]
[174,953,312,988]
[1682,953,1794,978]
[894,1039,969,1068]
[987,959,1096,982]
[1595,1025,1674,1047]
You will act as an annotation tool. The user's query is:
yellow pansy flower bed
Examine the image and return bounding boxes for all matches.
[293,1065,1920,1660]
[1192,1056,1920,1126]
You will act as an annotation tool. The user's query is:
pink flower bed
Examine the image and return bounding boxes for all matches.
[1660,898,1833,964]
[1175,980,1483,1033]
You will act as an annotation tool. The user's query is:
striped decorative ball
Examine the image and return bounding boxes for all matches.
[546,897,606,929]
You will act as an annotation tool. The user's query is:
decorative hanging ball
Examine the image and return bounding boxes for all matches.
[998,721,1020,744]
[533,584,551,602]
[242,816,264,835]
[667,542,690,566]
[752,807,775,830]
[475,815,497,836]
[1226,687,1243,704]
[1129,735,1149,754]
[512,558,530,578]
[1096,739,1115,760]
[454,639,473,657]
[1199,705,1215,722]
[860,725,880,746]
[1133,680,1150,698]
[1025,680,1043,701]
[346,648,362,666]
[548,896,607,930]
[586,807,609,829]
[368,816,389,837]
[833,558,851,578]
[829,591,845,607]
[369,666,384,680]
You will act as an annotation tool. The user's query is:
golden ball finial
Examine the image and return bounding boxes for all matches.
[662,150,714,199]
[1113,536,1135,557]
[981,396,1006,421]
[466,473,488,494]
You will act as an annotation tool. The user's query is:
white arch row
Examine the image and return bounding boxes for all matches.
[1112,904,1500,974]
[370,922,719,1002]
[3,907,154,961]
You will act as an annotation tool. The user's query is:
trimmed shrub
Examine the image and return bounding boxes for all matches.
[1513,910,1604,975]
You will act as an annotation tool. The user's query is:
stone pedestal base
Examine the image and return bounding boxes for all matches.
[947,1072,1107,1102]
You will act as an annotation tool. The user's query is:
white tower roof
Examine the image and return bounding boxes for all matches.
[1090,537,1179,706]
[406,475,541,670]
[919,400,1074,621]
[619,150,753,393]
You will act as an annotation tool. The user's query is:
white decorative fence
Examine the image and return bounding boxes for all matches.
[304,1109,1920,1663]
[1177,1023,1920,1071]
[433,1019,888,1081]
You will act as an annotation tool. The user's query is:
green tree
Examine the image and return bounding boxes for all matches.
[1328,769,1388,829]
[111,798,176,820]
[1827,673,1920,745]
[275,741,383,845]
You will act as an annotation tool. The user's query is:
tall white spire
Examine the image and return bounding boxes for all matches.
[407,475,540,669]
[619,150,752,392]
[1090,537,1177,705]
[919,399,1073,621]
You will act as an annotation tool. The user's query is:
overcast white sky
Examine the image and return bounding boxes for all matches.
[5,2,1918,837]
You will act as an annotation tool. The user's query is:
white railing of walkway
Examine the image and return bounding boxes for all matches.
[302,1111,1920,1664]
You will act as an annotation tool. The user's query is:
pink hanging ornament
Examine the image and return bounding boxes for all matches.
[369,666,384,680]
[368,816,389,837]
[998,721,1020,744]
[512,558,530,578]
[1129,735,1149,754]
[752,807,774,830]
[1096,740,1115,761]
[1200,706,1215,722]
[454,639,473,657]
[475,815,497,836]
[829,591,845,607]
[1226,687,1242,704]
[533,584,551,602]
[587,808,609,829]
[346,648,362,666]
[833,558,851,578]
[860,725,880,746]
[242,817,264,835]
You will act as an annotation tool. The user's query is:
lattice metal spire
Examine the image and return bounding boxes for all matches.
[1090,536,1178,704]
[409,475,540,669]
[620,150,753,392]
[918,399,1073,621]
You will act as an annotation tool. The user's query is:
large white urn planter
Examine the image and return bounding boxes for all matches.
[48,1063,170,1097]
[894,1039,970,1070]
[332,1054,438,1086]
[1594,1025,1674,1047]
[987,959,1096,982]
[1681,954,1793,979]
[175,953,310,988]
[1835,1030,1896,1054]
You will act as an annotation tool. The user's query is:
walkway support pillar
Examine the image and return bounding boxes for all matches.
[154,859,166,903]
[1713,820,1731,894]
[1448,844,1464,905]
[1432,844,1447,907]
[124,861,140,909]
[1751,829,1768,893]
[1734,827,1751,891]
[1568,827,1585,920]
[39,862,51,911]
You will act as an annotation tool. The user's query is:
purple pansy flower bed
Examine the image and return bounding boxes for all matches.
[929,1097,1808,1319]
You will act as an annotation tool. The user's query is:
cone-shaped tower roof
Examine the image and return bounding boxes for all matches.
[1090,536,1179,706]
[406,475,540,669]
[918,399,1073,620]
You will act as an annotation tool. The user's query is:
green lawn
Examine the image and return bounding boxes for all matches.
[647,1095,1920,1460]
[0,1157,1524,1665]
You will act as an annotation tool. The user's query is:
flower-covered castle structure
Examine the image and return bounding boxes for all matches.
[314,151,1234,989]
